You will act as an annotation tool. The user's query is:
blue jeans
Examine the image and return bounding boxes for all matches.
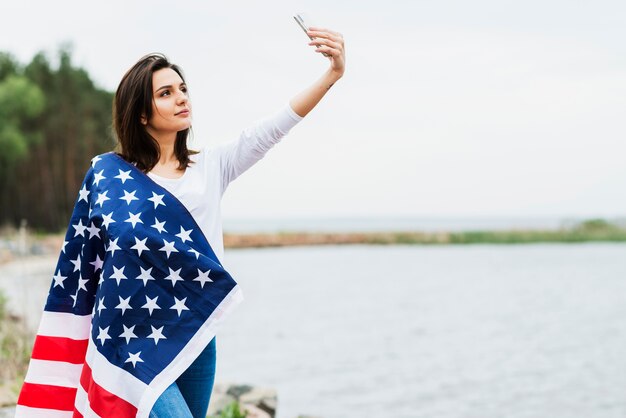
[149,338,217,418]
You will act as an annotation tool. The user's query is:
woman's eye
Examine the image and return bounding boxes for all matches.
[160,90,170,97]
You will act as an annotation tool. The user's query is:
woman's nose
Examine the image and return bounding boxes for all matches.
[176,90,188,104]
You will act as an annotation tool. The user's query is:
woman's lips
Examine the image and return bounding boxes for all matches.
[175,109,190,116]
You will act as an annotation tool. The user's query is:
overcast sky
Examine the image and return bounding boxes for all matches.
[2,0,625,220]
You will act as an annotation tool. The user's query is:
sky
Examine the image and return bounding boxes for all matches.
[2,0,625,220]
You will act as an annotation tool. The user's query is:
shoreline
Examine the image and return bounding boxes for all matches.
[2,220,626,265]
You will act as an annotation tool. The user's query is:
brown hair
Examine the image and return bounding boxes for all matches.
[113,53,197,172]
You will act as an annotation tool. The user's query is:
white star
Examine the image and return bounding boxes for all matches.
[86,222,101,240]
[73,219,87,237]
[101,212,116,229]
[89,255,104,272]
[96,326,111,345]
[120,190,139,205]
[97,297,106,316]
[78,185,90,203]
[71,290,79,307]
[115,296,133,316]
[131,237,150,257]
[193,269,213,288]
[188,248,201,259]
[159,239,178,259]
[148,192,165,209]
[95,191,110,207]
[106,237,121,257]
[170,297,190,317]
[114,169,134,184]
[109,265,127,285]
[93,169,106,186]
[142,296,161,315]
[175,227,193,243]
[152,218,167,234]
[61,240,68,254]
[136,266,155,286]
[164,267,183,287]
[125,351,144,368]
[91,155,102,167]
[52,270,67,288]
[147,325,167,345]
[70,254,81,272]
[125,212,143,229]
[119,324,138,344]
[77,274,89,292]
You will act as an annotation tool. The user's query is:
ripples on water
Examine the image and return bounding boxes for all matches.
[217,244,626,418]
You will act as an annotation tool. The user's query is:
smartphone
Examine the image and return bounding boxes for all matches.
[293,13,330,57]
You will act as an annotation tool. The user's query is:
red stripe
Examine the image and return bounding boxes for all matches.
[73,409,84,418]
[31,335,89,364]
[80,363,138,418]
[18,382,77,410]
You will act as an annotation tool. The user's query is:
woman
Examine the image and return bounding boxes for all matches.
[16,27,345,418]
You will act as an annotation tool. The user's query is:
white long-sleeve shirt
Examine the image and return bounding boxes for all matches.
[146,104,303,262]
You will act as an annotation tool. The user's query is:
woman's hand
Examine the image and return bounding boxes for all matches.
[307,27,346,78]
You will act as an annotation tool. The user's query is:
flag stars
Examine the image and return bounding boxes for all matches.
[188,248,201,259]
[125,212,143,229]
[131,237,150,257]
[159,240,178,259]
[95,191,111,207]
[176,227,193,243]
[142,296,161,316]
[148,192,165,209]
[114,169,134,184]
[136,266,156,286]
[61,240,68,254]
[152,218,167,234]
[91,155,102,168]
[125,351,144,368]
[78,185,90,203]
[170,297,190,317]
[77,275,89,292]
[193,269,213,288]
[120,190,139,205]
[147,326,167,345]
[86,222,101,240]
[93,169,106,186]
[97,297,106,316]
[101,212,116,229]
[96,326,112,345]
[89,255,104,273]
[109,266,128,285]
[73,219,87,237]
[164,267,183,287]
[70,255,81,272]
[106,237,121,257]
[115,296,133,316]
[119,324,138,344]
[52,270,67,288]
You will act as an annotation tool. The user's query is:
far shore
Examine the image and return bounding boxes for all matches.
[1,218,625,265]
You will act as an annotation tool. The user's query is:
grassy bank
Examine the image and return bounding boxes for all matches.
[0,291,31,406]
[224,219,626,247]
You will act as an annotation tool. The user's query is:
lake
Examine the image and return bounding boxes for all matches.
[2,243,626,418]
[217,244,626,418]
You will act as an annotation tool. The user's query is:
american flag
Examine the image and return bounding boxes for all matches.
[16,152,243,417]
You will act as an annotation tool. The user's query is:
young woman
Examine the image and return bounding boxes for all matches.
[16,27,345,418]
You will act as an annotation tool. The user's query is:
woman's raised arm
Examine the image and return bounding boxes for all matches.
[289,27,346,118]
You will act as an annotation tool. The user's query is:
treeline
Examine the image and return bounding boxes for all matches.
[0,47,114,231]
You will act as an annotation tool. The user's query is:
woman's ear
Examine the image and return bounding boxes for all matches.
[140,114,148,125]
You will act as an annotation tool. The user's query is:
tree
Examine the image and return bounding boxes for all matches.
[0,46,114,231]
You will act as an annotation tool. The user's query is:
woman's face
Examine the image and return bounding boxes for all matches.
[144,67,192,137]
